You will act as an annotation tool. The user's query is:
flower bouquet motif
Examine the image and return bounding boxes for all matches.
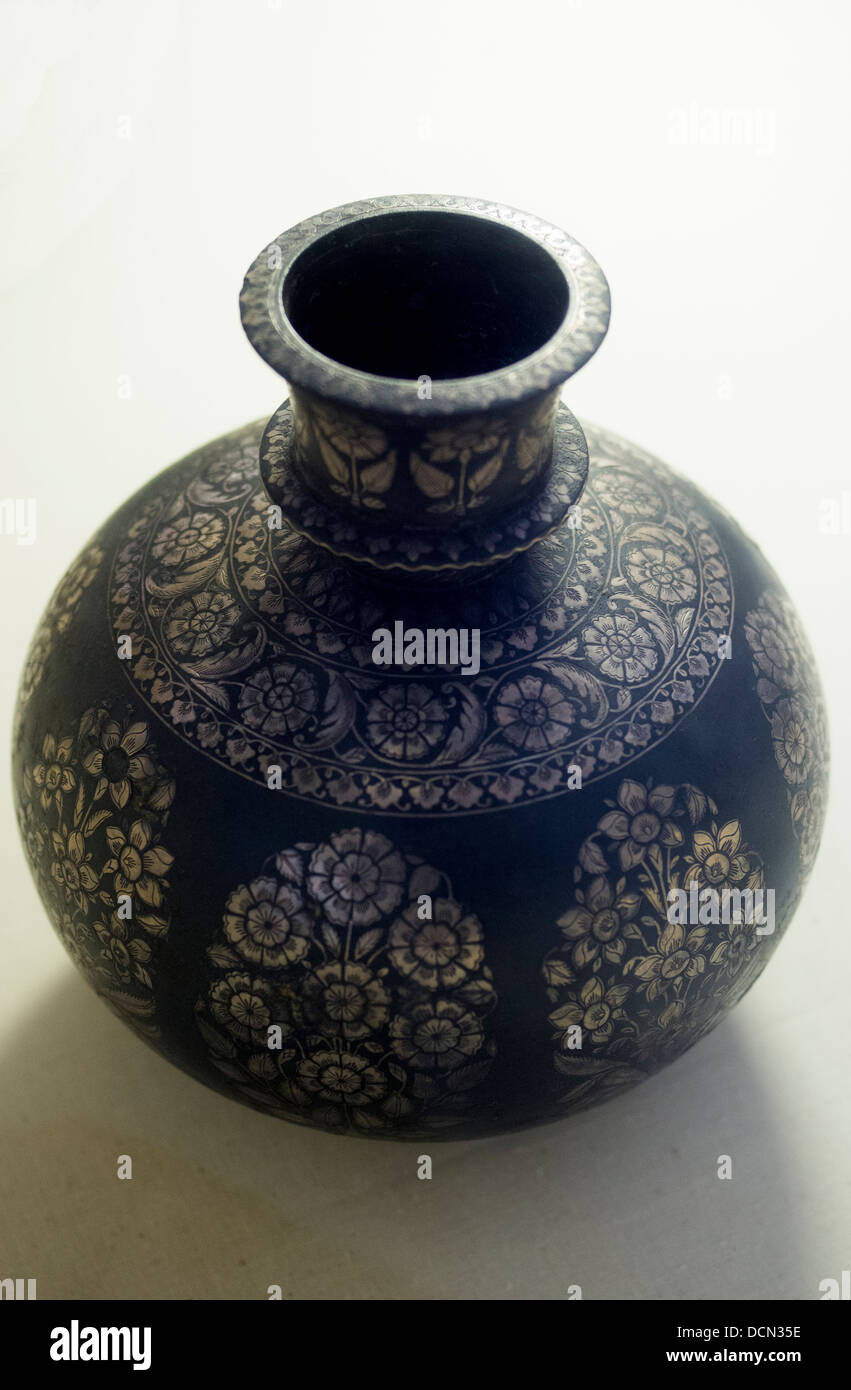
[17,705,175,1039]
[744,588,829,871]
[543,777,767,1111]
[196,828,498,1135]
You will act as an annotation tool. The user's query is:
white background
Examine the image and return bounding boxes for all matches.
[0,0,848,1300]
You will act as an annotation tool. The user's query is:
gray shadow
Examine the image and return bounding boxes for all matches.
[0,966,809,1300]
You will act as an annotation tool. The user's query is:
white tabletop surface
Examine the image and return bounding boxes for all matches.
[0,0,848,1301]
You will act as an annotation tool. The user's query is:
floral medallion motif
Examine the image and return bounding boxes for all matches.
[16,707,176,1039]
[543,778,769,1113]
[744,590,829,871]
[108,420,734,816]
[195,833,497,1134]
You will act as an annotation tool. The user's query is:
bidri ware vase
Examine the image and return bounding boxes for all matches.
[13,195,828,1140]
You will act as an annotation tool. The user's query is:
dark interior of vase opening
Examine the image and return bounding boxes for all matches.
[283,212,570,380]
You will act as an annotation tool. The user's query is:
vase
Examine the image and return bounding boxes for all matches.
[13,195,828,1140]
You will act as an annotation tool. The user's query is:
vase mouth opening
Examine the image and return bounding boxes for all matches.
[282,211,570,383]
[240,195,611,416]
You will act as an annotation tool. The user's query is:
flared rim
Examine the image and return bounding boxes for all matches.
[239,194,611,417]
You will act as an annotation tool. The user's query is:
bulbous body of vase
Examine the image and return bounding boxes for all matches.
[13,196,828,1140]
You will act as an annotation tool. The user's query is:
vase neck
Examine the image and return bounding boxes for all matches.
[241,195,610,580]
[287,384,560,527]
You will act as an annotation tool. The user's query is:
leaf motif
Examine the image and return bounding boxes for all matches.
[446,1059,492,1092]
[409,864,441,898]
[78,708,99,740]
[642,885,665,918]
[578,836,608,875]
[258,590,283,616]
[457,977,496,1007]
[354,927,383,959]
[359,457,396,494]
[351,1110,385,1131]
[682,783,708,825]
[182,625,266,678]
[322,923,341,954]
[756,677,779,704]
[543,958,576,988]
[145,551,223,600]
[208,943,241,969]
[275,848,304,883]
[83,808,112,836]
[674,607,695,644]
[212,1059,248,1081]
[248,1052,278,1080]
[532,659,609,726]
[614,593,675,655]
[193,680,231,712]
[433,684,486,764]
[99,987,156,1018]
[516,431,541,474]
[468,451,503,495]
[316,434,349,484]
[554,1053,617,1077]
[186,477,246,507]
[137,913,170,937]
[410,455,454,499]
[410,1071,440,1099]
[294,672,355,751]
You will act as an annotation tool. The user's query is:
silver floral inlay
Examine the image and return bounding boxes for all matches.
[108,418,734,815]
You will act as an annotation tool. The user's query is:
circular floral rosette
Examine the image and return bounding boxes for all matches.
[16,705,176,1040]
[108,420,734,816]
[744,589,829,872]
[543,777,771,1113]
[194,830,498,1135]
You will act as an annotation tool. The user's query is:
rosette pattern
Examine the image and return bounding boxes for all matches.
[108,421,734,815]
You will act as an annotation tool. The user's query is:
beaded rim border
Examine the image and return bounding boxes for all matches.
[239,194,612,417]
[259,401,589,575]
